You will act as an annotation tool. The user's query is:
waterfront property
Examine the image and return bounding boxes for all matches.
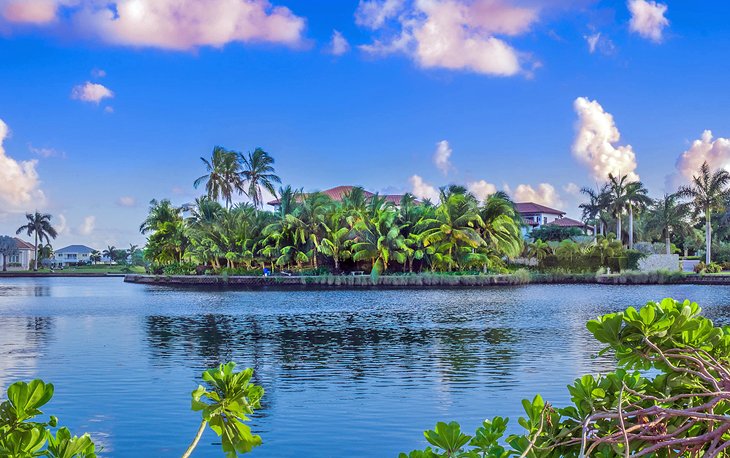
[0,237,34,270]
[52,244,98,267]
[515,202,592,237]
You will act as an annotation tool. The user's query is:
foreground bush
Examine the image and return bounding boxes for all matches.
[0,363,262,458]
[401,298,730,457]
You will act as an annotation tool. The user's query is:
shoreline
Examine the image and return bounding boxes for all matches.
[122,272,730,289]
[0,272,127,278]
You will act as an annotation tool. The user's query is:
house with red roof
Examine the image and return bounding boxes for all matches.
[515,202,592,237]
[267,185,410,209]
[0,237,35,270]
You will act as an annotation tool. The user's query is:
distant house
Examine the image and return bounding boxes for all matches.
[0,238,34,270]
[515,203,592,237]
[52,245,98,267]
[267,185,411,210]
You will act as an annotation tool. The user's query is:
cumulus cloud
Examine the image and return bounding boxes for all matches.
[628,0,668,43]
[71,82,113,104]
[510,183,563,208]
[676,130,730,181]
[0,119,46,213]
[117,196,136,207]
[433,140,453,175]
[78,216,95,236]
[328,30,350,55]
[563,182,581,195]
[1,0,306,50]
[572,97,639,182]
[467,180,497,201]
[357,0,538,76]
[0,0,60,24]
[409,174,440,202]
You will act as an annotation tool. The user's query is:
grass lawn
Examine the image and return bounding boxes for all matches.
[1,265,146,275]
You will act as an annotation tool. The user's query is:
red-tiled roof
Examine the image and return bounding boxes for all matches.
[13,238,34,250]
[549,217,587,228]
[515,202,565,216]
[268,186,409,206]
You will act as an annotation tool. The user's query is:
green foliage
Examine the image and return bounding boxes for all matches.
[0,380,96,458]
[157,262,198,275]
[529,226,582,242]
[188,362,264,457]
[402,297,730,457]
[625,249,645,270]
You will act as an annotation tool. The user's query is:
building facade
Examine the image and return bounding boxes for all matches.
[52,245,98,267]
[0,238,35,270]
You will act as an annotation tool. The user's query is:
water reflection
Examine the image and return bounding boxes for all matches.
[0,316,53,391]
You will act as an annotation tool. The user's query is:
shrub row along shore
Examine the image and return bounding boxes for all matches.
[123,271,730,288]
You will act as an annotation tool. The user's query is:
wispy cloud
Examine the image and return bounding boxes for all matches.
[78,215,96,236]
[117,196,137,207]
[28,144,64,158]
[328,30,350,56]
[433,140,453,175]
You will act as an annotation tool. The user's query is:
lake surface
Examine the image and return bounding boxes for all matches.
[1,278,730,457]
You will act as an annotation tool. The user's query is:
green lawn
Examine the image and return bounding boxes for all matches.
[1,265,146,275]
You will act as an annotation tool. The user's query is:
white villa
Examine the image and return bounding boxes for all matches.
[52,245,98,267]
[515,202,592,237]
[0,238,35,270]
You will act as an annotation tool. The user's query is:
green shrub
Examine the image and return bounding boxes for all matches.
[625,250,646,270]
[607,256,627,272]
[694,261,706,273]
[161,262,197,275]
[706,262,723,274]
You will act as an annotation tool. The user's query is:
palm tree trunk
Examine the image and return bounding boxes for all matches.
[616,216,622,244]
[665,233,671,255]
[706,211,712,265]
[628,205,634,249]
[33,231,38,271]
[334,257,339,271]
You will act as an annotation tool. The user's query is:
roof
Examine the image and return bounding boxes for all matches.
[548,217,587,228]
[267,186,410,206]
[515,202,565,216]
[55,245,97,254]
[13,238,34,250]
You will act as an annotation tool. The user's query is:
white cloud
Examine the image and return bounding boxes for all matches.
[117,196,137,207]
[409,174,440,201]
[467,180,497,201]
[0,118,46,213]
[78,215,95,236]
[563,182,580,195]
[74,0,305,50]
[572,97,639,182]
[584,32,615,55]
[628,0,668,43]
[0,0,60,24]
[676,130,730,181]
[510,183,563,208]
[55,213,70,236]
[328,30,350,55]
[358,0,538,77]
[1,0,306,50]
[71,82,114,104]
[356,0,404,29]
[433,140,453,175]
[28,144,63,158]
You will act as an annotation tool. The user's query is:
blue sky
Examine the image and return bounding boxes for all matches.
[0,0,729,248]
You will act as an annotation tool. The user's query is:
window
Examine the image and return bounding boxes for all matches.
[66,253,77,260]
[9,254,19,263]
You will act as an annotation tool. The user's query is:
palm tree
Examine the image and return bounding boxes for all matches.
[16,212,58,271]
[0,235,16,272]
[352,206,406,276]
[580,185,610,236]
[239,148,281,209]
[644,193,691,255]
[194,146,243,208]
[103,245,117,265]
[624,180,652,248]
[607,174,630,244]
[678,161,730,264]
[140,199,181,234]
[478,192,523,261]
[526,239,551,263]
[320,210,352,271]
[90,250,101,264]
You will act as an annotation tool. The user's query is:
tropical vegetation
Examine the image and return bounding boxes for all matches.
[401,297,730,457]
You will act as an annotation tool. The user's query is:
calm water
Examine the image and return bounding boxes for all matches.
[1,279,730,457]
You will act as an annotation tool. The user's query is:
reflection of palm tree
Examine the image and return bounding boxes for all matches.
[16,212,58,271]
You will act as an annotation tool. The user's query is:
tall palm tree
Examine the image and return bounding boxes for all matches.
[624,180,652,248]
[607,174,630,244]
[16,212,58,271]
[644,193,691,255]
[193,146,243,208]
[239,148,281,209]
[352,206,406,276]
[140,199,181,234]
[678,161,730,264]
[579,185,610,236]
[103,245,117,265]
